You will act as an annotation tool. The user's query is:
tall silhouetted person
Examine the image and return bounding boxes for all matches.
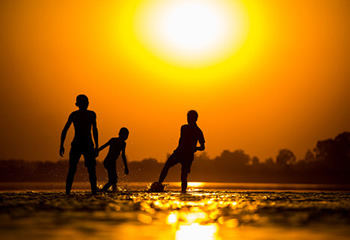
[98,127,129,192]
[157,110,205,193]
[59,94,99,195]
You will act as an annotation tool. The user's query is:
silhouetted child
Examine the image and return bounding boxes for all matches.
[157,110,205,193]
[98,128,129,192]
[60,94,99,195]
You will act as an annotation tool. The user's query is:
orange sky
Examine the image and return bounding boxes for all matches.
[0,0,349,162]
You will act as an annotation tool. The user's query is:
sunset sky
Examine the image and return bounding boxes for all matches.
[0,0,349,163]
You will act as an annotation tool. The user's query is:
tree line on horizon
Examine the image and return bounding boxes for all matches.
[1,132,350,184]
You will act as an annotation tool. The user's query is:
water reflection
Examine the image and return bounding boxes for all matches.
[167,210,220,240]
[1,190,350,240]
[187,182,205,188]
[176,223,218,240]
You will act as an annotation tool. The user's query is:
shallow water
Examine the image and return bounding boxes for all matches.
[0,183,350,240]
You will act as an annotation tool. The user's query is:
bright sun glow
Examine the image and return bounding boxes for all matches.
[188,182,204,188]
[157,1,227,53]
[176,223,218,240]
[134,0,248,67]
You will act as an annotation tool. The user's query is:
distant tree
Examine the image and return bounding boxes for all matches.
[251,156,260,166]
[195,151,211,162]
[141,158,158,165]
[315,132,350,168]
[265,157,274,166]
[2,132,350,184]
[304,149,315,162]
[276,149,296,165]
[215,150,250,167]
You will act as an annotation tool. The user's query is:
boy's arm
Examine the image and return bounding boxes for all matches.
[92,112,98,149]
[98,139,111,152]
[59,115,73,157]
[196,130,205,151]
[122,143,129,175]
[91,112,99,157]
[196,142,205,151]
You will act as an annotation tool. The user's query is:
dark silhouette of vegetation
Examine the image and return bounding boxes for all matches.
[1,132,350,184]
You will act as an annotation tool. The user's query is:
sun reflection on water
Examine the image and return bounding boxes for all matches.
[165,204,222,240]
[187,182,205,188]
[1,190,350,240]
[176,223,219,240]
[166,210,220,240]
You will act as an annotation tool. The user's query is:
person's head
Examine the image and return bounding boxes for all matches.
[187,110,198,125]
[119,127,129,140]
[75,94,89,110]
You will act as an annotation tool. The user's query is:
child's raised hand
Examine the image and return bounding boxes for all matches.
[59,146,65,157]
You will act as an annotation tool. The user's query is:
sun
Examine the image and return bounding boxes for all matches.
[156,1,227,53]
[134,0,249,68]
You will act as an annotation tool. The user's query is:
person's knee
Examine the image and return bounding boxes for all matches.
[68,155,79,172]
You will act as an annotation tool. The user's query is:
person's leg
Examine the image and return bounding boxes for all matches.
[181,171,188,193]
[102,167,116,192]
[158,165,170,183]
[111,169,117,192]
[66,149,80,195]
[159,152,178,183]
[180,155,193,193]
[87,165,97,194]
[102,181,112,192]
[84,146,97,194]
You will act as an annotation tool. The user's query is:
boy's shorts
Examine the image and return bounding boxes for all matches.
[70,142,96,167]
[165,150,194,174]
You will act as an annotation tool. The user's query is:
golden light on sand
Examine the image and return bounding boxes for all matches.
[133,0,249,67]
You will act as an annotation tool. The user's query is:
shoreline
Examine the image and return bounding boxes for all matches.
[1,182,350,192]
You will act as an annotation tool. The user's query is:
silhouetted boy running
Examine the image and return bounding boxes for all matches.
[59,94,99,195]
[98,127,129,192]
[158,110,205,193]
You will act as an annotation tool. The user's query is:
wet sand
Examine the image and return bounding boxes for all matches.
[1,184,350,240]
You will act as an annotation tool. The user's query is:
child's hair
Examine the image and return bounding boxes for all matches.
[119,127,129,139]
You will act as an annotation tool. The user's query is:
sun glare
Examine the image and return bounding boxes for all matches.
[188,182,204,188]
[134,0,248,67]
[176,223,218,240]
[157,1,226,53]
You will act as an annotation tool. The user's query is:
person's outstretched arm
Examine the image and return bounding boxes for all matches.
[122,144,129,175]
[98,139,111,152]
[59,115,73,157]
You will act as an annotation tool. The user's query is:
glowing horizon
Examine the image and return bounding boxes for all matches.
[0,0,349,163]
